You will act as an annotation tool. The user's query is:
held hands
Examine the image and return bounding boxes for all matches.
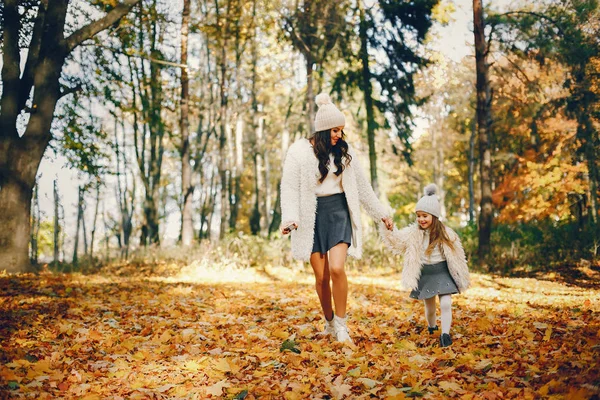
[381,217,394,231]
[281,223,298,235]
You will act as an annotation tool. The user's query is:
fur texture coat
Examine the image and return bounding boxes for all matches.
[379,223,470,292]
[280,138,391,261]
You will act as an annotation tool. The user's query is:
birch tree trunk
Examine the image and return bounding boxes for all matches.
[180,0,194,246]
[473,0,493,265]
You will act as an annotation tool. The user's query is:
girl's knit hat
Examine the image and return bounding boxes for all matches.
[415,184,441,218]
[314,93,346,132]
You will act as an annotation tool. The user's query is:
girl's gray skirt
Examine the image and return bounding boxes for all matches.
[410,261,459,300]
[312,193,352,255]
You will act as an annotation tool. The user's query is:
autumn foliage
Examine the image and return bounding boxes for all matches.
[1,262,599,399]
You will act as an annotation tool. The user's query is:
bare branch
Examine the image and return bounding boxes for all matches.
[18,0,47,113]
[497,10,566,36]
[65,0,141,53]
[59,84,83,99]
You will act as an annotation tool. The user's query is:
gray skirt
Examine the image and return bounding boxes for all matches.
[312,193,352,255]
[410,261,459,300]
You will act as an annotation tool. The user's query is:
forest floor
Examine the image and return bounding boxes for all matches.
[1,262,599,399]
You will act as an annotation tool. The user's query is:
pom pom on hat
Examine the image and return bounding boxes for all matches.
[423,183,438,196]
[315,93,332,107]
[415,183,441,218]
[314,92,346,132]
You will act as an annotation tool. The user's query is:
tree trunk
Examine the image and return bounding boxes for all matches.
[30,183,40,264]
[82,201,88,257]
[53,180,61,263]
[579,103,599,225]
[215,0,233,239]
[306,55,315,134]
[0,0,139,273]
[90,183,100,259]
[432,124,446,219]
[359,4,379,196]
[73,187,84,265]
[473,0,493,265]
[229,117,244,231]
[468,119,476,224]
[180,0,194,246]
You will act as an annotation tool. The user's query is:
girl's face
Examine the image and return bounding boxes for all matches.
[416,211,433,230]
[330,126,344,147]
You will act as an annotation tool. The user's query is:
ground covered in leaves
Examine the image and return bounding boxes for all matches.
[1,263,599,399]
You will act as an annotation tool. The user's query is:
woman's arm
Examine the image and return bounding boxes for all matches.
[280,148,301,232]
[353,154,391,220]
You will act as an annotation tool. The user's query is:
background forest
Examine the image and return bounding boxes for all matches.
[1,0,599,275]
[2,1,600,398]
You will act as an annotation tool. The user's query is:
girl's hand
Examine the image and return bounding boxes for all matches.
[381,217,394,231]
[281,223,298,235]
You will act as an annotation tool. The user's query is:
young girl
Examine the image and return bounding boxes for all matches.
[380,184,470,347]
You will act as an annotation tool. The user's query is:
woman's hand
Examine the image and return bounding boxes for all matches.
[281,223,298,235]
[381,217,394,231]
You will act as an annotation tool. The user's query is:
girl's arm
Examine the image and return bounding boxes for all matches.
[280,149,301,230]
[379,223,413,254]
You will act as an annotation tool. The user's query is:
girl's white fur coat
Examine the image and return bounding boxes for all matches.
[280,138,391,261]
[379,223,471,292]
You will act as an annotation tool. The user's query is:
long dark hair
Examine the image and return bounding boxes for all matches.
[421,216,455,256]
[311,129,352,183]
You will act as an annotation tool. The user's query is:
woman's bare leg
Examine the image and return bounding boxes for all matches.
[310,252,333,320]
[328,243,349,317]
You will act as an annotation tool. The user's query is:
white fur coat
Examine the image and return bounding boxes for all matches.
[280,138,391,261]
[379,223,470,292]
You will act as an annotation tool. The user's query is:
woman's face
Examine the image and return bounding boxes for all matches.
[330,126,344,147]
[416,211,433,230]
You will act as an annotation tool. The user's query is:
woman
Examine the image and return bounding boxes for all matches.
[280,93,394,343]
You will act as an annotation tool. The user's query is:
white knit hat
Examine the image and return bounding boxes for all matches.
[415,184,441,218]
[314,93,346,132]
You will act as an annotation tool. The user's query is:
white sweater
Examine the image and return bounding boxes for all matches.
[315,154,343,197]
[280,138,391,261]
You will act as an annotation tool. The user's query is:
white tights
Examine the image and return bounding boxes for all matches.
[423,294,452,334]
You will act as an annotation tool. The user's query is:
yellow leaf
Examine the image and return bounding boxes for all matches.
[183,360,202,372]
[158,330,172,343]
[204,379,229,396]
[358,378,381,389]
[33,360,52,373]
[474,359,492,371]
[543,327,552,341]
[88,330,103,341]
[438,381,464,393]
[213,358,232,373]
[130,379,146,390]
[395,340,417,351]
[538,384,550,396]
[81,395,101,400]
[272,329,289,340]
[385,386,408,399]
[121,339,135,351]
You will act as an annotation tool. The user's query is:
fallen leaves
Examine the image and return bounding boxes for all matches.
[0,271,599,399]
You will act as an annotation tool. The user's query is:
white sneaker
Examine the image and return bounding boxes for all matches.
[317,317,335,337]
[333,315,353,344]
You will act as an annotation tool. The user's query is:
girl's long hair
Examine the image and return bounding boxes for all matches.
[311,129,352,183]
[422,216,455,255]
